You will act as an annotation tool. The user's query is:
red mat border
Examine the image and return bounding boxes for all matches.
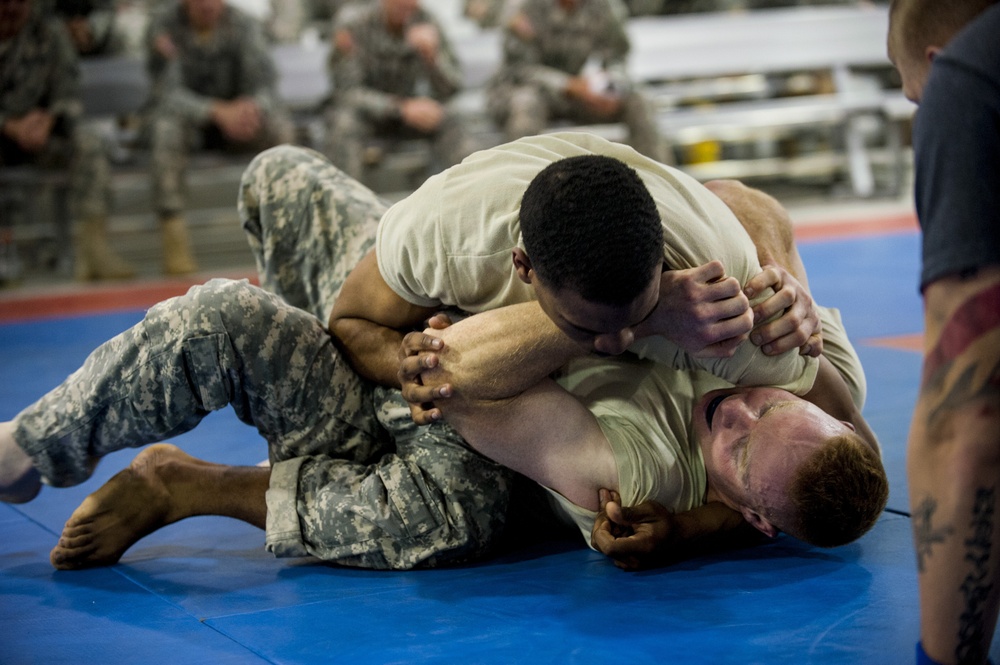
[0,213,918,324]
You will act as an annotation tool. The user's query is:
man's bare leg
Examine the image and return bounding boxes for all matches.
[49,443,269,570]
[0,421,42,504]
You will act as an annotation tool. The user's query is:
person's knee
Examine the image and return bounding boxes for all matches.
[149,116,184,153]
[242,144,314,188]
[178,279,269,325]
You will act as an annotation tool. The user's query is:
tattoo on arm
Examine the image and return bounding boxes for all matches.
[956,486,995,664]
[913,495,953,574]
[921,282,1000,430]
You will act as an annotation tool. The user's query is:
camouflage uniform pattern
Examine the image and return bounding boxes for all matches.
[267,0,367,42]
[324,3,472,179]
[0,7,112,220]
[12,144,518,570]
[53,0,127,56]
[238,144,385,325]
[486,0,667,162]
[463,0,523,29]
[145,2,294,215]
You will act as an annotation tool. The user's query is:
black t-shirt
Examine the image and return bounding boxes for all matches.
[913,3,1000,290]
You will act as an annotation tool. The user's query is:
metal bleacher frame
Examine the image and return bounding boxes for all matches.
[625,4,914,197]
[447,3,913,197]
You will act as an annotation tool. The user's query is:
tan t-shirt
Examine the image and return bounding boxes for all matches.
[376,131,817,393]
[546,304,865,544]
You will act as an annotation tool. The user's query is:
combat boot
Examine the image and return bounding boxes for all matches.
[74,216,137,281]
[161,214,198,276]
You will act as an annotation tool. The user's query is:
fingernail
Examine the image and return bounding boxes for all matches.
[763,344,772,354]
[751,333,762,345]
[744,287,755,298]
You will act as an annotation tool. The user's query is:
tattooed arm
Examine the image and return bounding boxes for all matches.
[908,266,1000,665]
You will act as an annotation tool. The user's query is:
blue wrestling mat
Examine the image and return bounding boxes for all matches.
[2,228,998,664]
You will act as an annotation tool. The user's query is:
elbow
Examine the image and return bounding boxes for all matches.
[327,314,363,353]
[327,313,348,342]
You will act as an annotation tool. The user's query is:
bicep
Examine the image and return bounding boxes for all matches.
[445,378,617,511]
[328,249,438,331]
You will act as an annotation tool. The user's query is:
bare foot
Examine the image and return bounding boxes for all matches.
[49,444,190,570]
[0,421,41,503]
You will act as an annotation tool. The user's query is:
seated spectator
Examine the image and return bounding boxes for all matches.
[0,0,134,282]
[324,0,475,183]
[486,0,669,163]
[144,0,294,275]
[53,0,125,56]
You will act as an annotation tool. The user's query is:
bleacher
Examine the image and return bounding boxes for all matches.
[1,2,913,282]
[271,2,912,196]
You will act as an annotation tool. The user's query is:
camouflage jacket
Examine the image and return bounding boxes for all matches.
[329,4,464,121]
[490,0,633,95]
[0,8,81,130]
[144,1,281,122]
[53,0,125,56]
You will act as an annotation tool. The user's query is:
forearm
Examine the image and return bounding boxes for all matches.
[423,45,463,99]
[344,87,405,122]
[910,399,1000,664]
[502,35,571,95]
[152,70,216,122]
[595,499,767,570]
[665,503,767,564]
[910,271,1000,664]
[803,355,879,454]
[329,317,406,388]
[328,250,440,389]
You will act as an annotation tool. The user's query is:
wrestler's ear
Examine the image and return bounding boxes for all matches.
[512,247,534,285]
[741,508,779,539]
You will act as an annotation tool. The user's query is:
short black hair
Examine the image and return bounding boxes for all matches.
[519,155,662,305]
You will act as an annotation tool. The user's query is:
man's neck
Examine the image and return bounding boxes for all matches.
[704,485,725,504]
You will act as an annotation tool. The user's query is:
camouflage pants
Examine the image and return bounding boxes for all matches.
[489,83,669,164]
[0,123,112,220]
[324,105,473,182]
[149,110,295,216]
[238,144,384,324]
[13,145,518,570]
